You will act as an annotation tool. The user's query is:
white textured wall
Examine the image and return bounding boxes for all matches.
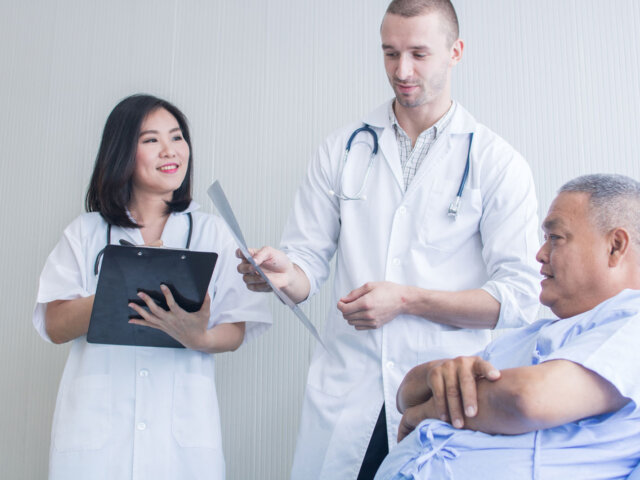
[1,1,639,478]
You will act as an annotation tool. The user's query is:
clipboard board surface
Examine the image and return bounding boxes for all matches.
[87,245,218,348]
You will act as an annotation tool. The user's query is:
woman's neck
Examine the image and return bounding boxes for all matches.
[128,193,171,245]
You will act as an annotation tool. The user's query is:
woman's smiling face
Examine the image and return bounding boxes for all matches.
[132,107,190,200]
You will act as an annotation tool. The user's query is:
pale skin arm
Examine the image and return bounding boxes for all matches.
[237,250,499,329]
[236,246,311,304]
[337,282,500,330]
[45,296,95,344]
[397,356,629,441]
[44,239,167,344]
[44,286,244,353]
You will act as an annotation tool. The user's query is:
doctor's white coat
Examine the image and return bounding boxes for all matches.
[33,204,271,480]
[284,101,541,479]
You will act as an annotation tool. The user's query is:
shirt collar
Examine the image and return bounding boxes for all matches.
[388,100,457,139]
[362,98,476,135]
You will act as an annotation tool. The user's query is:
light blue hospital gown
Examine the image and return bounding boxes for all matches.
[375,289,640,480]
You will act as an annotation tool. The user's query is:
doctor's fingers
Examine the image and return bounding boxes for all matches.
[352,322,379,330]
[242,272,273,292]
[346,317,384,330]
[197,293,212,314]
[339,283,375,303]
[235,247,262,266]
[159,284,182,312]
[246,281,273,293]
[127,300,166,329]
[136,291,173,320]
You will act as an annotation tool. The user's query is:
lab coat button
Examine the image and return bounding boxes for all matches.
[137,422,147,431]
[392,258,401,266]
[398,206,407,215]
[386,361,395,369]
[139,369,149,377]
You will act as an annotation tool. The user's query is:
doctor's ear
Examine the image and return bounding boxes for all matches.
[450,39,464,65]
[608,227,631,267]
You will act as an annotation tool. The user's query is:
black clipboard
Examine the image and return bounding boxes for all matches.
[87,245,218,348]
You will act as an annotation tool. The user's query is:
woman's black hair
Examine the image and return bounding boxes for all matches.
[85,94,193,228]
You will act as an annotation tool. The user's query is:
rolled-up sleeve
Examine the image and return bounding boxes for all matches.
[477,137,541,329]
[280,138,342,301]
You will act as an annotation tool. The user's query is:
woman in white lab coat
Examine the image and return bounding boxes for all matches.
[33,94,271,480]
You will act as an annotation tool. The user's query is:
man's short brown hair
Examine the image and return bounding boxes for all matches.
[385,0,459,46]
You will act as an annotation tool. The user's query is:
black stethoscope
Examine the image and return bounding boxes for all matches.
[93,212,193,275]
[329,124,473,219]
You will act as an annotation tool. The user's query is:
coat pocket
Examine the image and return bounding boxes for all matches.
[53,374,112,452]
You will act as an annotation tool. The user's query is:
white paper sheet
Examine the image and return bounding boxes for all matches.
[207,181,326,349]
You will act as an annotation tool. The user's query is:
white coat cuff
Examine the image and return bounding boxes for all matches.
[481,282,534,330]
[32,289,92,343]
[282,253,317,305]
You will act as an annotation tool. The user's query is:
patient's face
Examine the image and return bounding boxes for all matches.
[536,192,612,318]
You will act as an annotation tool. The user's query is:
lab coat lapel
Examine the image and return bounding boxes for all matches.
[362,101,404,192]
[404,104,476,200]
[378,127,405,192]
[161,202,198,249]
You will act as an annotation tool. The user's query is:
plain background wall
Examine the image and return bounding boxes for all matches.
[2,1,639,478]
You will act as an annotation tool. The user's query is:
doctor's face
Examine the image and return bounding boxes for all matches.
[381,12,462,110]
[536,192,612,319]
[132,107,190,200]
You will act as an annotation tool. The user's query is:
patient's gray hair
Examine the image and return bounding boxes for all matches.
[559,174,640,245]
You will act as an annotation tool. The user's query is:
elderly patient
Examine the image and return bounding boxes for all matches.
[375,174,640,480]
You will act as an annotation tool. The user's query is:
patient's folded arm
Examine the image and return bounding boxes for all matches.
[457,360,629,435]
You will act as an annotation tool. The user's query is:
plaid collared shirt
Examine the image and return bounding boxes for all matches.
[389,101,456,190]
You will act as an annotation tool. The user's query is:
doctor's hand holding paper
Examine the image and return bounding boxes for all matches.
[238,1,540,478]
[236,245,310,302]
[34,94,271,480]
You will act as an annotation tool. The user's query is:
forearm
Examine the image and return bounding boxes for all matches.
[453,373,541,435]
[405,287,500,329]
[195,322,246,354]
[282,264,311,304]
[443,364,629,435]
[404,372,542,436]
[45,296,94,344]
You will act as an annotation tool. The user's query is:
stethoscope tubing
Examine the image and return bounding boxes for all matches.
[93,212,193,275]
[333,124,473,218]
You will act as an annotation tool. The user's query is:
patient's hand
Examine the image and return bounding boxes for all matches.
[396,356,501,440]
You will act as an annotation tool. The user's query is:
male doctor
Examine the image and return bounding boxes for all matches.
[238,0,540,478]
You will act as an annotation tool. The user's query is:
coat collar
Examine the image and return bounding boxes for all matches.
[359,100,477,195]
[362,99,477,135]
[118,201,199,246]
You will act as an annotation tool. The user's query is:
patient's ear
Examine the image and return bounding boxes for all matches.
[608,227,630,267]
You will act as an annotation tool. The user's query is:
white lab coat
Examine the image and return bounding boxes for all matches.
[33,203,271,480]
[284,101,541,479]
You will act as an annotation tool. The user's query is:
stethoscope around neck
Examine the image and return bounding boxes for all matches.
[93,212,193,275]
[328,124,473,219]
